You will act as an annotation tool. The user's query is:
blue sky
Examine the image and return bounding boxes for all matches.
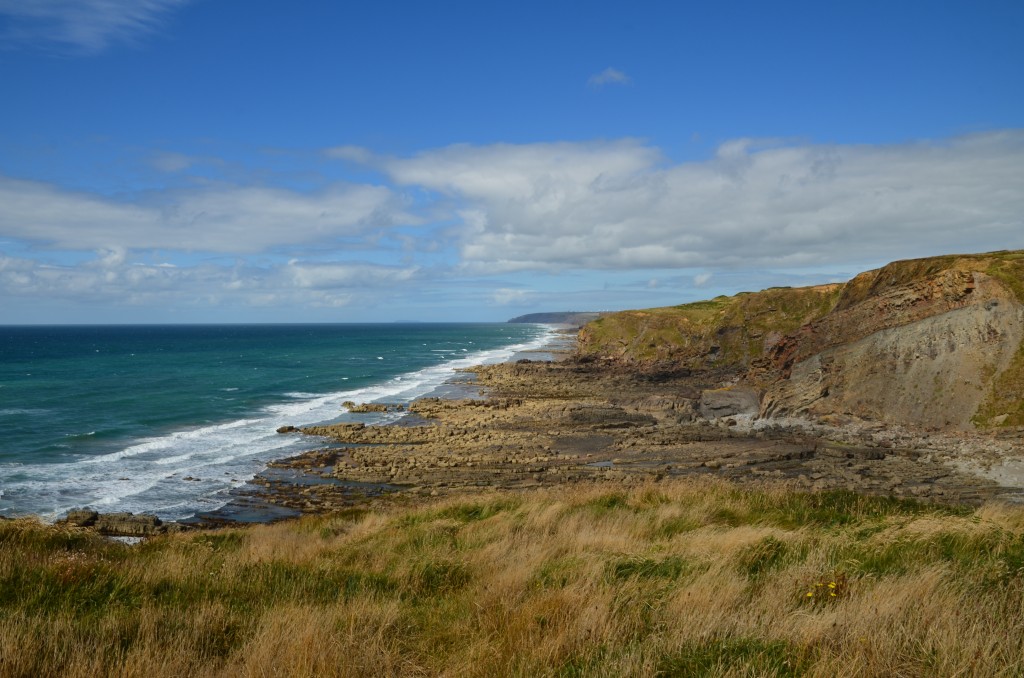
[1,0,1022,323]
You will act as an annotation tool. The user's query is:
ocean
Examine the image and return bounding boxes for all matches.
[0,323,555,522]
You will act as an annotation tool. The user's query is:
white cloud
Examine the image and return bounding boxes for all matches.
[376,131,1024,273]
[588,67,631,88]
[0,251,420,310]
[0,0,191,53]
[285,261,419,290]
[0,178,412,253]
[384,139,661,219]
[90,246,128,272]
[491,288,533,306]
[5,130,1023,319]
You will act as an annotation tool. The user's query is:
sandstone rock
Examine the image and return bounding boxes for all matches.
[699,387,760,419]
[94,512,164,536]
[760,288,1024,429]
[346,402,398,413]
[277,425,299,433]
[568,405,656,427]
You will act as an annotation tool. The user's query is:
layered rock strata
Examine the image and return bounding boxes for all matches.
[579,251,1024,431]
[271,359,1016,512]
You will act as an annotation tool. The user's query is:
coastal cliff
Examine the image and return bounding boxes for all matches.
[578,250,1024,430]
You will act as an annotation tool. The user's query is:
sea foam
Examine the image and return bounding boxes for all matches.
[2,326,557,522]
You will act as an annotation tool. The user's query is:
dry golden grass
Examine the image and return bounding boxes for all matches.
[2,477,1024,677]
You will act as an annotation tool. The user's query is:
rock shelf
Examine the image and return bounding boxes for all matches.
[268,358,1019,510]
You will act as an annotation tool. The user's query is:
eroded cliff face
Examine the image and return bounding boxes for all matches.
[760,286,1024,428]
[577,251,1024,430]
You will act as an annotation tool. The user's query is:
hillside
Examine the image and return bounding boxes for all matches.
[577,250,1024,430]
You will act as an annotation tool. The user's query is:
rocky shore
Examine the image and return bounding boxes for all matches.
[63,329,1024,537]
[253,353,1023,517]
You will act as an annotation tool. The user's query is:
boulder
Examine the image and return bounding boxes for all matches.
[276,425,299,433]
[699,387,760,419]
[62,509,99,527]
[346,402,404,413]
[57,509,178,537]
[93,512,164,537]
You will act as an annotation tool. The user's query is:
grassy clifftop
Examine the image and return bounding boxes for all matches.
[577,284,844,369]
[836,250,1024,311]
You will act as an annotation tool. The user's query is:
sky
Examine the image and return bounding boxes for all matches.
[0,0,1022,324]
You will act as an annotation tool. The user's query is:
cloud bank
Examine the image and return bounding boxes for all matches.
[376,131,1024,272]
[0,178,410,253]
[2,130,1022,318]
[0,251,421,310]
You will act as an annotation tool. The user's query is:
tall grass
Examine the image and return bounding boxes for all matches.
[2,478,1023,677]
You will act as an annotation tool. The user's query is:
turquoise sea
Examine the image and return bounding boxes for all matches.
[0,323,554,521]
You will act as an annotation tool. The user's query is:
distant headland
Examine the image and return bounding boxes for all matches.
[506,311,604,327]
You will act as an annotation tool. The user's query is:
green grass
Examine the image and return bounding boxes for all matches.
[3,478,1024,677]
[578,283,844,367]
[737,536,790,578]
[607,555,689,581]
[657,637,808,677]
[436,497,521,522]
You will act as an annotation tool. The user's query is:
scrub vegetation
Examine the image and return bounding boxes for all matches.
[3,478,1024,677]
[577,284,843,367]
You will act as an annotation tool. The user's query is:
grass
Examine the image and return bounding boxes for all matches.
[3,477,1024,677]
[975,338,1024,427]
[578,284,843,367]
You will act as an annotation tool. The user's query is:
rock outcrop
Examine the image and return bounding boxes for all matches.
[578,250,1024,431]
[699,387,760,419]
[278,357,1015,508]
[57,509,187,537]
[342,402,404,413]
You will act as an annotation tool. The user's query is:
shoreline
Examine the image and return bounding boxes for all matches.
[192,349,1023,530]
[183,327,581,527]
[53,325,1024,536]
